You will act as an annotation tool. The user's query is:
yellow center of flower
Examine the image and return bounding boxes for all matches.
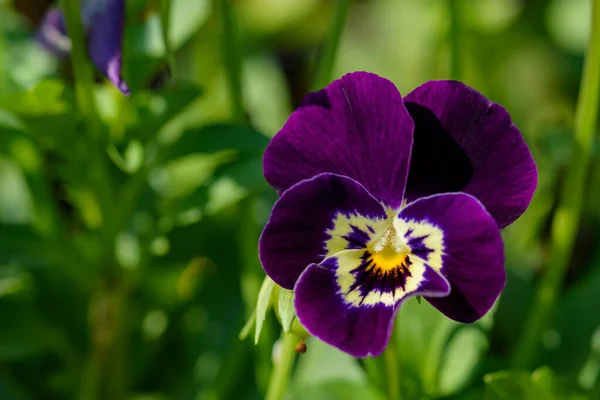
[368,224,411,273]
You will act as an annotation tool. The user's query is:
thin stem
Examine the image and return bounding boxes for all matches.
[159,0,175,76]
[60,0,97,119]
[512,0,600,369]
[448,0,462,80]
[265,333,298,400]
[218,0,245,123]
[310,0,350,91]
[383,331,401,400]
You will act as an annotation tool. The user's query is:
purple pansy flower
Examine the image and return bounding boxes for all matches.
[259,72,537,357]
[38,0,130,94]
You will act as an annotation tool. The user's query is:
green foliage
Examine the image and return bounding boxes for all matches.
[1,0,600,399]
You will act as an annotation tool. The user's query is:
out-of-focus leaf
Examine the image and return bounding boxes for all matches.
[161,124,269,162]
[126,85,203,144]
[286,380,385,400]
[484,367,587,400]
[0,80,70,115]
[0,371,31,400]
[124,0,211,89]
[438,325,488,395]
[293,338,367,388]
[396,298,491,397]
[277,288,295,333]
[255,275,275,344]
[484,370,541,400]
[160,154,267,225]
[541,259,600,373]
[238,309,256,340]
[0,300,52,361]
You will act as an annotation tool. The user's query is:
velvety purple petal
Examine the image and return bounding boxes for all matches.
[264,71,414,209]
[398,193,505,323]
[37,8,70,57]
[259,173,387,290]
[404,80,537,228]
[86,0,130,94]
[295,255,449,357]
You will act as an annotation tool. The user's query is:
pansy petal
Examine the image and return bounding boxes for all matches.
[259,173,388,290]
[295,253,449,357]
[85,0,130,94]
[397,193,505,323]
[404,81,537,228]
[264,71,414,209]
[37,8,70,57]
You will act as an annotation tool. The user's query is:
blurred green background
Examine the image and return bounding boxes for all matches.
[0,0,599,399]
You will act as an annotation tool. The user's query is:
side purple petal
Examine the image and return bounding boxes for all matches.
[37,8,70,57]
[259,173,387,290]
[398,193,505,323]
[263,71,414,209]
[86,0,130,94]
[404,80,537,228]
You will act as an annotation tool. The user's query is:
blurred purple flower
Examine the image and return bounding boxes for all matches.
[38,0,129,94]
[259,72,537,357]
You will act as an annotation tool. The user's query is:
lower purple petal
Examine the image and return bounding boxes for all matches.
[294,252,449,357]
[295,263,396,357]
[398,193,505,323]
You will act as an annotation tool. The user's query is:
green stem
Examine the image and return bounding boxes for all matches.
[60,0,97,119]
[448,0,462,80]
[78,283,127,400]
[512,0,600,369]
[265,333,298,400]
[218,0,245,123]
[310,0,351,91]
[62,0,114,227]
[383,331,401,400]
[159,0,175,75]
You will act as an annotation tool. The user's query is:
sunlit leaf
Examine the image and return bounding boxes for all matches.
[255,275,275,344]
[239,309,256,340]
[277,287,295,333]
[287,380,385,400]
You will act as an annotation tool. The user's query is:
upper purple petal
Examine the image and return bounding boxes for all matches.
[259,173,387,290]
[263,71,414,209]
[86,0,129,94]
[404,81,537,228]
[398,192,505,323]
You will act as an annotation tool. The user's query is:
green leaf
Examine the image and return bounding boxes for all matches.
[127,85,203,144]
[438,325,488,395]
[483,367,583,400]
[484,371,537,400]
[277,288,295,333]
[238,309,256,340]
[287,380,386,400]
[0,80,71,115]
[161,124,269,162]
[255,275,275,344]
[294,338,368,388]
[124,0,211,89]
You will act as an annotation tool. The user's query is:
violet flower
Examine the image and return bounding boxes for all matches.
[38,0,129,94]
[259,72,537,357]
